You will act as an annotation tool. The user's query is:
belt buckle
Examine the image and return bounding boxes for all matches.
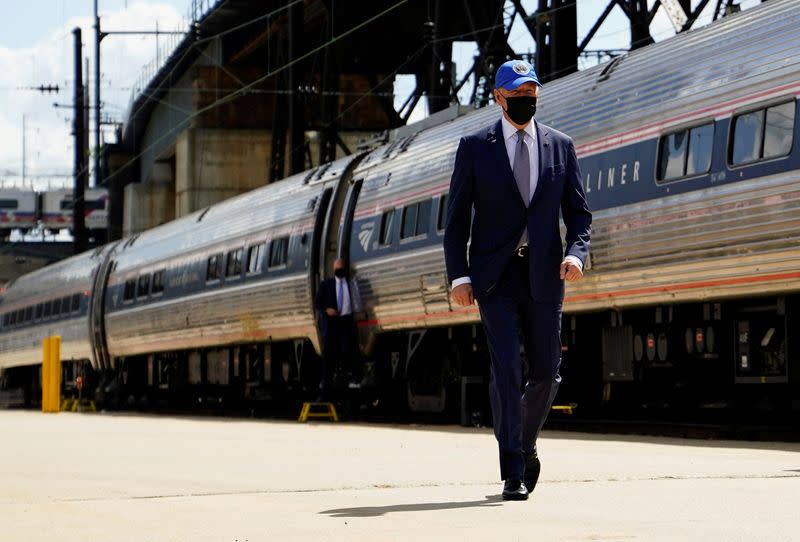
[515,245,528,258]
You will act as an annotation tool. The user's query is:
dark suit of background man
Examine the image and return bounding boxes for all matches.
[315,258,360,401]
[443,60,592,501]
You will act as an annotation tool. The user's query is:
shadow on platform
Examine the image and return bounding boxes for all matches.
[320,494,503,517]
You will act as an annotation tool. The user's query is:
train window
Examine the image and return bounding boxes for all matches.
[416,199,431,235]
[379,209,395,245]
[61,297,70,315]
[9,312,16,326]
[732,110,763,165]
[35,304,43,320]
[52,299,61,317]
[686,124,714,175]
[2,313,7,327]
[401,204,418,239]
[401,199,432,239]
[731,101,795,165]
[123,278,137,301]
[137,274,151,297]
[763,101,795,159]
[226,248,243,278]
[43,301,51,319]
[247,243,265,274]
[59,199,104,210]
[658,131,687,180]
[18,309,24,324]
[25,306,33,322]
[206,253,223,281]
[437,193,449,232]
[268,237,289,268]
[151,270,165,294]
[658,123,714,181]
[71,294,81,313]
[0,199,19,209]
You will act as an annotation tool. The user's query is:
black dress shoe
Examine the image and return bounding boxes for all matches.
[524,452,541,493]
[502,479,529,501]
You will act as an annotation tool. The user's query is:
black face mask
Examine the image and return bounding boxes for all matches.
[334,268,348,278]
[502,95,537,125]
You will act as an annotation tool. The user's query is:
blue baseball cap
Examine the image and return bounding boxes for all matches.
[495,59,542,90]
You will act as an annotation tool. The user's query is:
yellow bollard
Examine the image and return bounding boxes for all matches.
[41,336,62,413]
[49,336,61,413]
[41,337,51,413]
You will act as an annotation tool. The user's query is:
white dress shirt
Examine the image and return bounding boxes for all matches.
[451,116,583,290]
[335,276,352,316]
[502,114,539,206]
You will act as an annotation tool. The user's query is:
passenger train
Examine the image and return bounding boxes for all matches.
[1,1,799,419]
[0,188,108,239]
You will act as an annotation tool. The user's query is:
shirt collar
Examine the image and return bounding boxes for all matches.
[335,276,346,283]
[500,114,536,142]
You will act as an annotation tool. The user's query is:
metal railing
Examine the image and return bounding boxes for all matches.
[125,0,220,116]
[188,0,218,23]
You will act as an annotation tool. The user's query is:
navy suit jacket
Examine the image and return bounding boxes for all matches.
[315,278,338,344]
[443,118,592,303]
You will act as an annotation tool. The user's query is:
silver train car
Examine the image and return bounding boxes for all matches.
[1,0,799,416]
[0,190,37,238]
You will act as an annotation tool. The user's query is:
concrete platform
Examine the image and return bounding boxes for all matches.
[1,411,798,541]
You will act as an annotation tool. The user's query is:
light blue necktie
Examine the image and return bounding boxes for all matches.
[336,279,343,312]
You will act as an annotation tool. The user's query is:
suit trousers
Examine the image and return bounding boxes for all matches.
[477,254,563,480]
[320,314,357,399]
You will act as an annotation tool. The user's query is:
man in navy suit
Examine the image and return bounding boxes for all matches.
[444,60,591,501]
[315,258,360,401]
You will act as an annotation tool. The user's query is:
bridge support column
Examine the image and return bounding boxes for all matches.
[123,160,176,236]
[175,128,272,217]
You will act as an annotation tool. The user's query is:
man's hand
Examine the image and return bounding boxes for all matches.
[451,283,474,306]
[560,259,583,282]
[325,308,339,317]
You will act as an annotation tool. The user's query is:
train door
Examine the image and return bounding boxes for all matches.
[336,179,363,262]
[309,186,334,297]
[88,243,119,372]
[317,154,367,278]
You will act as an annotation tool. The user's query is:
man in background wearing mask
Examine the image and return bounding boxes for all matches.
[315,258,361,401]
[443,60,591,501]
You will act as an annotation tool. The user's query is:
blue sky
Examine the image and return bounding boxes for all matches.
[0,0,762,190]
[0,0,190,48]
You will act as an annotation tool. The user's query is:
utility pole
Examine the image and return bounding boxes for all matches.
[92,0,183,188]
[73,28,87,254]
[94,0,101,187]
[21,85,59,190]
[21,114,26,188]
[84,58,90,167]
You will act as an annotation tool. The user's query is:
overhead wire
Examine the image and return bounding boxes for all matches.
[103,0,736,186]
[103,0,410,186]
[123,0,305,127]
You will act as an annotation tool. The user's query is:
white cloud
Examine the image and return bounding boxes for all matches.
[0,2,184,191]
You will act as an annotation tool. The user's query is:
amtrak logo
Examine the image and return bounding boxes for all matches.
[512,62,530,75]
[358,223,374,252]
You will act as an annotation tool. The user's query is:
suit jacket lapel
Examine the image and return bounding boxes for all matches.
[530,119,551,206]
[487,119,525,204]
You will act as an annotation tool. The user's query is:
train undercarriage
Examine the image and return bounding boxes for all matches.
[2,294,798,427]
